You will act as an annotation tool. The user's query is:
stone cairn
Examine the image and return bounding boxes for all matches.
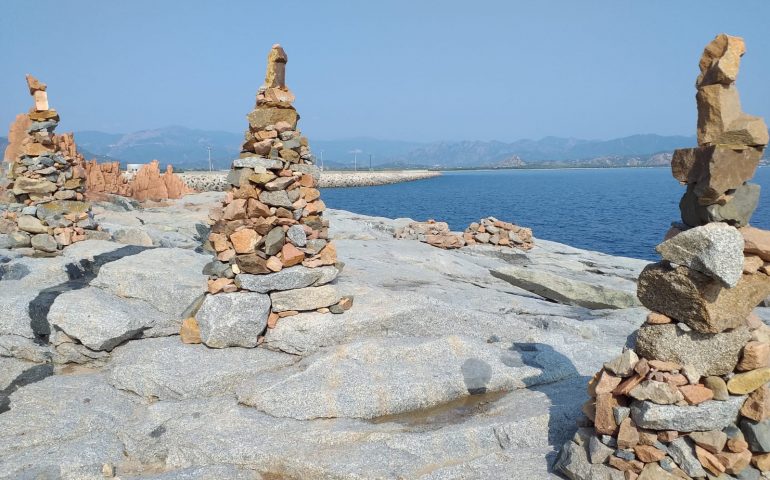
[394,216,533,250]
[463,216,533,250]
[182,44,350,348]
[557,34,770,480]
[0,75,102,254]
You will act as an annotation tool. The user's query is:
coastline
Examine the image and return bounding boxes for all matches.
[179,169,441,191]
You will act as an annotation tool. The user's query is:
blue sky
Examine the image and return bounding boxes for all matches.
[2,0,770,141]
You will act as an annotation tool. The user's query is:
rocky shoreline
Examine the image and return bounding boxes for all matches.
[179,169,440,191]
[0,190,678,479]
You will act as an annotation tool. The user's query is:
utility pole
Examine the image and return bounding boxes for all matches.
[369,153,372,171]
[354,151,358,171]
[207,146,212,172]
[319,150,324,171]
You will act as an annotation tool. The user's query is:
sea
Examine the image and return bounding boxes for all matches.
[322,167,770,261]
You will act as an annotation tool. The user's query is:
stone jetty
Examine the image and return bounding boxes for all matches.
[0,75,103,254]
[186,44,350,348]
[557,34,770,480]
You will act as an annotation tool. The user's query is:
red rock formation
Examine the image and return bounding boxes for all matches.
[3,114,31,163]
[129,160,194,202]
[84,160,132,196]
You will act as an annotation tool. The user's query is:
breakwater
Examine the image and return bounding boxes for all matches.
[179,170,440,191]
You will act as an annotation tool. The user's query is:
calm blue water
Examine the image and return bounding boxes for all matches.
[322,167,770,260]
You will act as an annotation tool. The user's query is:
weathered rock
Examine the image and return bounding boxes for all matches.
[48,287,165,351]
[655,223,744,287]
[237,335,576,420]
[263,226,285,256]
[704,375,730,400]
[681,182,760,228]
[727,368,770,395]
[491,265,640,310]
[270,285,340,312]
[740,417,770,453]
[179,317,201,344]
[668,437,708,477]
[235,265,338,293]
[637,262,770,333]
[91,248,209,317]
[589,435,614,464]
[741,385,770,422]
[630,396,746,432]
[671,146,762,204]
[31,233,57,252]
[689,430,728,454]
[635,323,749,377]
[738,341,770,371]
[629,380,684,405]
[12,176,57,195]
[16,215,47,234]
[195,292,271,348]
[742,226,770,262]
[108,337,295,400]
[697,33,745,87]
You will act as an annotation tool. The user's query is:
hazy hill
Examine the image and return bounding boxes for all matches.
[2,127,701,170]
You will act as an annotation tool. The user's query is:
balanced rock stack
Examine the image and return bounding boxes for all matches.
[0,75,101,254]
[394,220,465,249]
[185,44,349,348]
[557,34,770,480]
[463,216,534,250]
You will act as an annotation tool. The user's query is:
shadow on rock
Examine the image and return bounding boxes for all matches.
[511,342,588,471]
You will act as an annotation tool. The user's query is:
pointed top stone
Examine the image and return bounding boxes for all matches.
[24,74,47,95]
[697,34,745,88]
[264,44,288,89]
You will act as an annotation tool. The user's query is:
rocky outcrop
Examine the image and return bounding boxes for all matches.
[557,33,770,480]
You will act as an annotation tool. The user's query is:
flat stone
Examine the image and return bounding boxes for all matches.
[629,380,684,405]
[108,337,296,400]
[263,176,295,191]
[671,146,762,204]
[630,396,745,432]
[742,226,770,262]
[31,233,57,252]
[289,164,322,183]
[235,265,339,293]
[681,182,760,228]
[16,215,47,234]
[236,334,577,420]
[637,262,770,333]
[195,292,271,348]
[491,265,640,310]
[655,223,744,287]
[635,323,749,377]
[232,156,283,169]
[270,285,341,312]
[247,107,298,131]
[12,177,56,195]
[48,287,165,351]
[91,247,209,318]
[740,385,770,422]
[689,430,728,454]
[727,368,770,395]
[36,200,89,222]
[259,190,292,208]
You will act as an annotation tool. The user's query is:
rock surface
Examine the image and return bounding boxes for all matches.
[1,192,755,478]
[195,292,271,348]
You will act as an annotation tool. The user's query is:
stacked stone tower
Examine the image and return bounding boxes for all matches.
[558,34,770,479]
[188,44,349,348]
[0,75,100,254]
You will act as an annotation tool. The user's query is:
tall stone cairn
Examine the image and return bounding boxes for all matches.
[0,75,101,254]
[557,34,770,480]
[185,44,350,348]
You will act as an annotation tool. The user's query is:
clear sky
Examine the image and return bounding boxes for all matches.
[2,0,770,142]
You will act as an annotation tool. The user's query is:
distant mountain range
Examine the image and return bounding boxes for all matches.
[0,126,704,169]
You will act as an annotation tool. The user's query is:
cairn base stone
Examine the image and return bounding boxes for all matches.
[196,292,271,348]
